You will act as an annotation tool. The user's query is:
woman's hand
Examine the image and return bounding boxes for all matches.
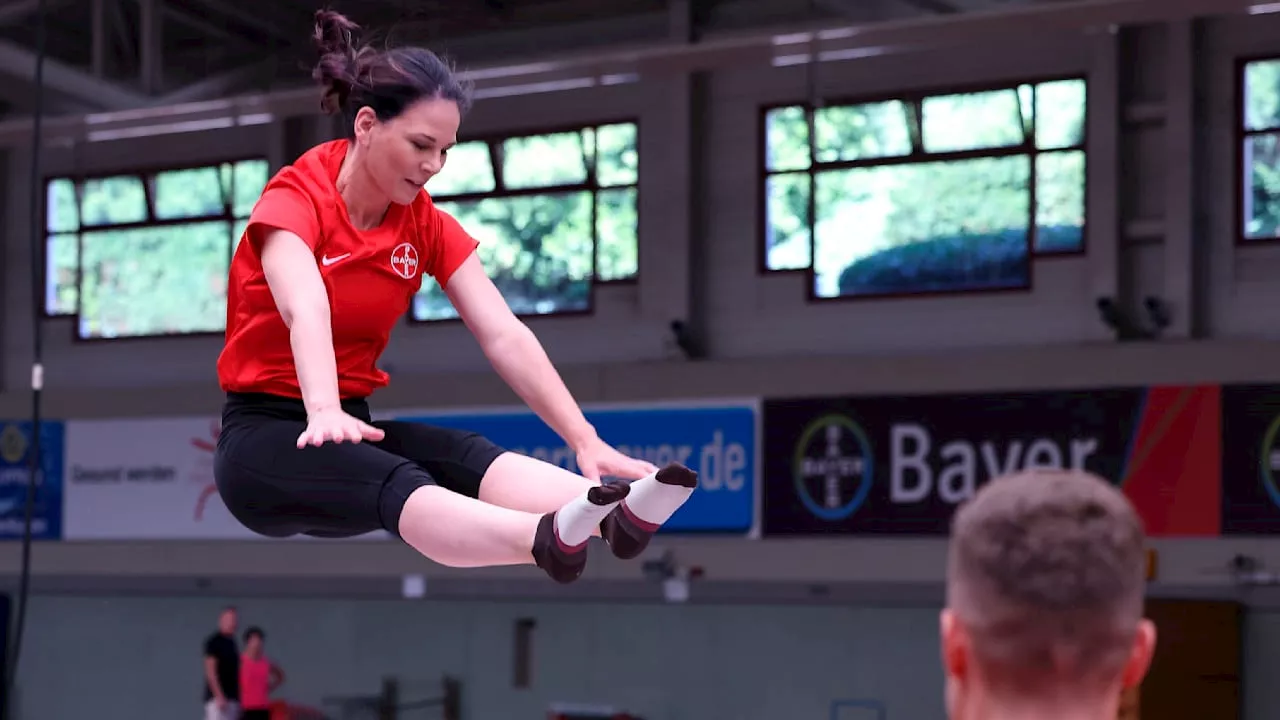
[296,407,385,448]
[575,435,658,484]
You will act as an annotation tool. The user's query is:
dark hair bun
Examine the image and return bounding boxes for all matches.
[311,9,361,114]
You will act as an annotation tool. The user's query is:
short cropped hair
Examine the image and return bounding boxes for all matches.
[946,469,1146,688]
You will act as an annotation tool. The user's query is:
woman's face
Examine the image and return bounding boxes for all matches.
[355,96,460,205]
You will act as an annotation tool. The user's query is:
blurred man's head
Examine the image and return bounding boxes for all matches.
[941,469,1156,719]
[218,606,238,636]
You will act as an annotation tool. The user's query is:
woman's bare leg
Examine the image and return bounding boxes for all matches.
[476,452,700,560]
[398,485,542,567]
[477,452,599,512]
[397,481,629,583]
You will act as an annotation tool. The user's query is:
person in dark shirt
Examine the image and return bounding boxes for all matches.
[203,606,241,720]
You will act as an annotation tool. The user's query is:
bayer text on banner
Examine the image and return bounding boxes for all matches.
[761,386,1221,537]
[392,401,758,534]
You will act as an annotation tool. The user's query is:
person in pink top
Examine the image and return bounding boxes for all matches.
[239,627,286,720]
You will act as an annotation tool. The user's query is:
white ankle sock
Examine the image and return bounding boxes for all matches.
[555,488,624,547]
[623,466,696,526]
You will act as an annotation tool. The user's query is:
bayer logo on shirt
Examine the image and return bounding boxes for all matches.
[391,243,419,279]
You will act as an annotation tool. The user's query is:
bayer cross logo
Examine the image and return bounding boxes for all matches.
[391,243,419,279]
[803,424,864,508]
[792,413,874,521]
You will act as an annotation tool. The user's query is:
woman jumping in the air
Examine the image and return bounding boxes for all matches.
[212,9,697,584]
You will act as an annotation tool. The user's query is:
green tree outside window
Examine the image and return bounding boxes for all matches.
[762,78,1087,299]
[413,122,639,322]
[43,158,269,339]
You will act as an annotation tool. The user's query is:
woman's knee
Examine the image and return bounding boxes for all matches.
[379,462,440,535]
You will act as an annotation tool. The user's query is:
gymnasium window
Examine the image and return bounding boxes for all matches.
[761,78,1087,300]
[412,121,639,322]
[43,159,269,339]
[1241,57,1280,242]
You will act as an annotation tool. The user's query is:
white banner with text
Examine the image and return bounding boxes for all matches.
[62,416,257,540]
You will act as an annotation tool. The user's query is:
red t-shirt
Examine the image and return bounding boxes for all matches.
[239,654,272,710]
[217,139,478,400]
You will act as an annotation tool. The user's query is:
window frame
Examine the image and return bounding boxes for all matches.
[755,74,1090,304]
[407,116,642,326]
[40,155,269,343]
[1235,53,1280,247]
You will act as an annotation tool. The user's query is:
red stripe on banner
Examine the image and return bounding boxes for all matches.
[1120,384,1221,537]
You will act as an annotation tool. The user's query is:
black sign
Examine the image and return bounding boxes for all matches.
[1221,384,1280,534]
[762,389,1145,535]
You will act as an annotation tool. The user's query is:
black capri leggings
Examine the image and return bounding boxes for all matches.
[213,392,507,539]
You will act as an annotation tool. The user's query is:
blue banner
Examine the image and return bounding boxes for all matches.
[0,421,64,540]
[394,403,757,533]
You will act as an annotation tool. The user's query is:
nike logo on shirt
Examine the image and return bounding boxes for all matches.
[321,253,351,266]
